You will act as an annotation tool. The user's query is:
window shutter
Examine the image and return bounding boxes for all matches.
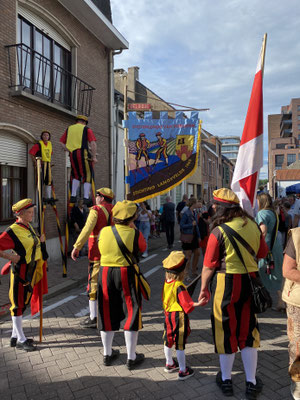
[0,132,27,167]
[18,4,71,51]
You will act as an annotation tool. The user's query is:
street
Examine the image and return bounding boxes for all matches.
[0,239,292,400]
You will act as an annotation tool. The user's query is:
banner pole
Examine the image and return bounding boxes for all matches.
[36,157,43,343]
[123,74,130,199]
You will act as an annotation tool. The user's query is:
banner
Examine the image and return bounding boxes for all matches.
[123,111,201,202]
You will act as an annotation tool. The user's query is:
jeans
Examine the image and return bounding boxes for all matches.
[139,221,150,251]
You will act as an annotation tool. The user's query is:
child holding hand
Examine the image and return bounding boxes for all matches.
[162,251,204,380]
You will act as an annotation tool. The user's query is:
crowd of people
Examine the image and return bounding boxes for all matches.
[0,186,300,400]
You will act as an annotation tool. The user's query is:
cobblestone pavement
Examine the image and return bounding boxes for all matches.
[0,233,292,400]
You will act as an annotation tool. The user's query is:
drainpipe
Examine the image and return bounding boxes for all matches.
[109,48,123,198]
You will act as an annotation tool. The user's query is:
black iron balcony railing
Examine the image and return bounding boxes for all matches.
[5,43,95,116]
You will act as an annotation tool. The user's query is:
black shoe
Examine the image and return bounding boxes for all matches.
[245,376,263,400]
[16,339,36,352]
[216,371,233,397]
[80,317,97,328]
[126,353,145,370]
[48,198,58,206]
[103,349,120,366]
[10,337,34,347]
[70,196,77,203]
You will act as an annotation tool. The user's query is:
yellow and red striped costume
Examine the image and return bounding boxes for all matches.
[163,280,194,350]
[98,225,146,331]
[60,123,96,183]
[204,217,269,354]
[73,202,114,301]
[0,222,45,316]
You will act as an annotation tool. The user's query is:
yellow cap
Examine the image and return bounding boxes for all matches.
[163,251,187,274]
[112,200,137,220]
[12,198,35,214]
[96,187,114,199]
[213,188,239,206]
[76,115,88,122]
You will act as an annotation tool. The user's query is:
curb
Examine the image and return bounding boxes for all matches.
[0,276,87,321]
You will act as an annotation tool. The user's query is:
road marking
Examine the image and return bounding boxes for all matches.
[144,265,161,278]
[75,306,89,317]
[140,254,157,263]
[23,295,78,320]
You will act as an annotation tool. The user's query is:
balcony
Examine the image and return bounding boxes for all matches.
[5,43,95,116]
[280,128,293,138]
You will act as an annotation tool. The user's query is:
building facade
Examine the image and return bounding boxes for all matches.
[219,136,240,164]
[0,0,127,260]
[268,98,300,197]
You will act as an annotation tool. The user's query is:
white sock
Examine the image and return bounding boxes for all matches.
[176,349,186,372]
[11,322,17,339]
[83,182,91,199]
[124,330,138,360]
[89,300,97,320]
[45,185,52,198]
[100,331,114,356]
[219,353,235,381]
[12,316,26,343]
[241,347,257,384]
[71,179,80,197]
[164,345,173,365]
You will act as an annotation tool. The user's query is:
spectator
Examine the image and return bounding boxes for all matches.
[154,210,161,237]
[179,197,201,280]
[138,202,152,258]
[256,193,284,311]
[288,195,300,227]
[70,199,88,256]
[162,196,176,249]
[282,227,300,400]
[176,194,188,224]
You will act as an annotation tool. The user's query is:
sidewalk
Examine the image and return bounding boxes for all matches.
[0,229,173,319]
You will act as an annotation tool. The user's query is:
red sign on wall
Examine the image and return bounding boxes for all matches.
[127,103,151,110]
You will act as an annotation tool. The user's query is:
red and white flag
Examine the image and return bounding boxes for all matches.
[231,34,267,216]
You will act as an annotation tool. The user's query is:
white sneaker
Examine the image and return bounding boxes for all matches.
[142,252,148,258]
[291,381,300,400]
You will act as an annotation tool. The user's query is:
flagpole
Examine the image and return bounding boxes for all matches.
[123,74,130,199]
[261,33,267,76]
[36,157,43,343]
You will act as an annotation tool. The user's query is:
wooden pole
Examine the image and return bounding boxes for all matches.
[123,75,130,199]
[261,33,267,77]
[36,157,43,343]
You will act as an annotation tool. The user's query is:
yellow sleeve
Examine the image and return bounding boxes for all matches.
[73,209,98,250]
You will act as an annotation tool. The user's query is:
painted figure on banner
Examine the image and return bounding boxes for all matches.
[154,132,168,166]
[135,133,150,169]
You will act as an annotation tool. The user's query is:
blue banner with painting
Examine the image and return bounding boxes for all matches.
[123,111,201,202]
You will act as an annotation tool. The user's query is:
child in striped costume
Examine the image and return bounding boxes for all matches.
[162,251,203,380]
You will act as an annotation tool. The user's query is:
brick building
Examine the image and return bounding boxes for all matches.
[268,98,300,197]
[0,0,128,260]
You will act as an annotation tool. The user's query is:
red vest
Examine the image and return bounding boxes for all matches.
[88,202,114,261]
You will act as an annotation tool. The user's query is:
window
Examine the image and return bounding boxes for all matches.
[275,154,284,168]
[298,105,300,111]
[17,15,71,107]
[1,166,27,222]
[298,115,300,121]
[276,143,287,149]
[287,154,296,166]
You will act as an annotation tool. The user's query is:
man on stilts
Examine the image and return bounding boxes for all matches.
[71,188,114,328]
[60,115,97,205]
[29,130,55,204]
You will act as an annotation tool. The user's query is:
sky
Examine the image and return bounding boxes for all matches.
[110,0,300,179]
